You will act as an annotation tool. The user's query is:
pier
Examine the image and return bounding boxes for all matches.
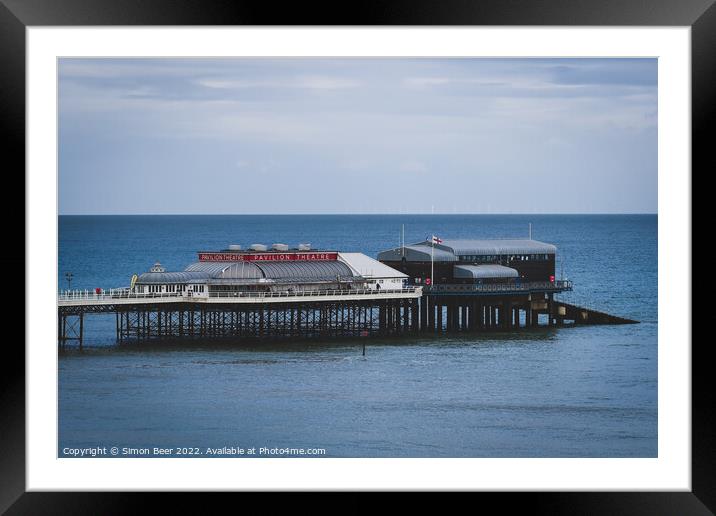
[57,281,635,349]
[419,283,637,333]
[58,288,422,349]
[57,238,637,349]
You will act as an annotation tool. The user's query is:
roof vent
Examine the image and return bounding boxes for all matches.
[298,243,311,251]
[250,244,267,251]
[150,261,165,273]
[272,243,289,251]
[228,244,242,251]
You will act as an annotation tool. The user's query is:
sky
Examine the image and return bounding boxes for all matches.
[58,58,657,215]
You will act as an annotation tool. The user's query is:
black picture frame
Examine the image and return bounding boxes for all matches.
[2,0,706,512]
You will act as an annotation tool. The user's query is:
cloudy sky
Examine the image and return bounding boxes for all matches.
[59,58,657,215]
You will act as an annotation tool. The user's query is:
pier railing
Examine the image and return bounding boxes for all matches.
[58,287,421,303]
[423,280,572,294]
[206,287,419,299]
[58,282,570,303]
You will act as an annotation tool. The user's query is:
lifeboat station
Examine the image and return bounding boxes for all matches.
[378,238,573,333]
[58,238,636,348]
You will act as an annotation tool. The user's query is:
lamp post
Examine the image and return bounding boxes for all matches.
[65,272,73,291]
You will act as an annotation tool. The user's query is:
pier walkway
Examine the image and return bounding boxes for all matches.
[59,287,421,309]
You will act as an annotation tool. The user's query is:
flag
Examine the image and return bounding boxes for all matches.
[431,235,443,244]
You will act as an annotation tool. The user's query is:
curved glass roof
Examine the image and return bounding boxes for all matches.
[138,260,359,284]
[256,261,356,280]
[137,271,210,284]
[185,261,264,279]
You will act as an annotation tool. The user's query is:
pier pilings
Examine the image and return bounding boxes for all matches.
[58,288,638,348]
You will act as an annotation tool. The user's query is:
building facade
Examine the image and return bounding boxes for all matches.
[133,244,408,297]
[378,239,557,285]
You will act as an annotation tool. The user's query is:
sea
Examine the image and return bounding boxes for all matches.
[58,214,657,458]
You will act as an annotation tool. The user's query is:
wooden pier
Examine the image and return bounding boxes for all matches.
[57,288,421,349]
[57,280,637,349]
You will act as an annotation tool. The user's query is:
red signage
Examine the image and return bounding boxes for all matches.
[198,252,339,262]
[425,278,432,285]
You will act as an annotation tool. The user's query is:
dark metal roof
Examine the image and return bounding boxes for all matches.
[378,239,556,262]
[438,239,556,256]
[377,245,457,262]
[453,264,519,279]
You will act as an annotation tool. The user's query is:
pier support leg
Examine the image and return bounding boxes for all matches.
[420,297,428,332]
[379,302,387,335]
[403,300,409,333]
[411,299,419,332]
[501,302,510,330]
[428,297,435,332]
[58,314,65,350]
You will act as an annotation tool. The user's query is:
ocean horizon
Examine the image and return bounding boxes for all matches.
[58,214,657,458]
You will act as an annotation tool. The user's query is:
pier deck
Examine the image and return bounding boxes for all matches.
[59,287,421,308]
[58,287,423,349]
[57,280,637,349]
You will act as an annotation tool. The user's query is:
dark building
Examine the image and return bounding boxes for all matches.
[378,239,557,285]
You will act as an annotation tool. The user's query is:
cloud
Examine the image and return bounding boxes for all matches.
[546,61,657,87]
[295,76,359,89]
[404,77,452,87]
[398,160,429,174]
[59,57,657,214]
[196,76,359,91]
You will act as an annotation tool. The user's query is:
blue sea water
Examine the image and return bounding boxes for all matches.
[58,214,657,458]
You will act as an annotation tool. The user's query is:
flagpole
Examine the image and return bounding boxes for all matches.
[402,224,405,257]
[431,238,434,285]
